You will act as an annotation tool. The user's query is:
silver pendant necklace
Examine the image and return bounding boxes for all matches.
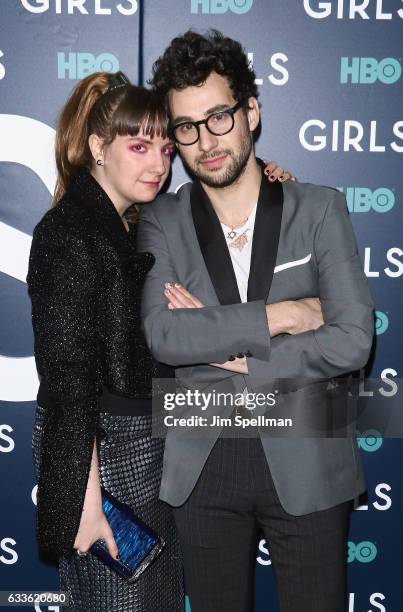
[221,207,256,252]
[223,214,250,240]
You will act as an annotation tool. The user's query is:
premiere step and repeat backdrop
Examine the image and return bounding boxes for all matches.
[0,1,402,610]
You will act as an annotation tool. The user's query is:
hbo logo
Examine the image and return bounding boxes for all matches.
[341,57,401,84]
[347,541,377,563]
[357,430,383,452]
[340,187,395,213]
[57,52,119,80]
[191,0,253,14]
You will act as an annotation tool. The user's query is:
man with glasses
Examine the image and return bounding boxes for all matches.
[138,30,374,612]
[172,98,244,146]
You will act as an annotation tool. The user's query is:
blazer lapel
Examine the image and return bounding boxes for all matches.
[190,180,241,305]
[247,162,283,302]
[190,161,284,306]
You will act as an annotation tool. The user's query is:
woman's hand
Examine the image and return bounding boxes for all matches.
[73,441,119,559]
[74,506,118,558]
[263,160,296,183]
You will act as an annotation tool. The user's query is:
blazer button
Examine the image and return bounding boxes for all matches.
[228,355,236,361]
[237,353,245,358]
[245,350,253,358]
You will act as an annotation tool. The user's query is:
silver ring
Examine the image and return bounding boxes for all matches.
[76,550,88,557]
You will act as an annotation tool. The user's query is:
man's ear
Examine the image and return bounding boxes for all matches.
[88,133,105,164]
[245,97,260,132]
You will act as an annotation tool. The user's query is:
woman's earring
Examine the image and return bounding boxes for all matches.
[96,159,103,166]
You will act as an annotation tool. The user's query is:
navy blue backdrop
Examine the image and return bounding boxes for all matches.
[0,1,402,611]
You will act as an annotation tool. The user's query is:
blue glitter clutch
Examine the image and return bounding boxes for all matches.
[90,487,165,582]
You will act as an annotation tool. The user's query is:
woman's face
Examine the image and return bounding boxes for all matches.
[97,130,174,211]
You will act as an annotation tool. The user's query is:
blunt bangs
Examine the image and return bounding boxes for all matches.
[111,86,169,141]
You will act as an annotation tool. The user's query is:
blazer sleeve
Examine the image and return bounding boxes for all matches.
[27,220,99,559]
[137,204,271,367]
[247,190,374,385]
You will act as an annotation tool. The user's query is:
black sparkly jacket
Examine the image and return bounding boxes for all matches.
[27,168,162,560]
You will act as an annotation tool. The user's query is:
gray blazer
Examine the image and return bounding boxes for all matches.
[137,166,374,516]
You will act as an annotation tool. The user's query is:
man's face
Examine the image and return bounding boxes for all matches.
[169,72,257,188]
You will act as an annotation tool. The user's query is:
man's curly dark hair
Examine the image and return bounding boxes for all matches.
[150,30,259,105]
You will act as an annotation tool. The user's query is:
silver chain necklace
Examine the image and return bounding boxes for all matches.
[222,214,251,240]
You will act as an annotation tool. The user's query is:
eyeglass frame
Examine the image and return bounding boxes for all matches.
[170,99,246,146]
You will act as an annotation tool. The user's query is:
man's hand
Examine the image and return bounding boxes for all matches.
[266,298,324,337]
[289,298,324,334]
[164,283,204,309]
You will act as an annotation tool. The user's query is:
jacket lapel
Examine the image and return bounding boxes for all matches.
[247,162,283,302]
[190,180,241,305]
[190,161,283,306]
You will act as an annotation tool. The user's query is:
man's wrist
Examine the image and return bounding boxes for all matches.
[266,301,295,337]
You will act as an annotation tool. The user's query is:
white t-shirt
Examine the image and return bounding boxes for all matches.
[220,202,258,404]
[220,202,258,303]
